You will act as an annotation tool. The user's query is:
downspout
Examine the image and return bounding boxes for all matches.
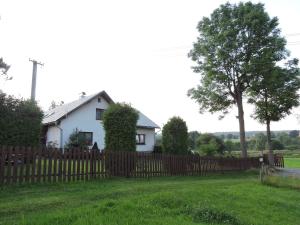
[55,121,63,151]
[155,128,161,149]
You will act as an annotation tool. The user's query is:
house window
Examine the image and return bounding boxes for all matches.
[136,134,146,145]
[98,97,101,103]
[78,132,93,146]
[96,108,104,120]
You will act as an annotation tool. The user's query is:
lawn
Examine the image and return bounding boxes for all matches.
[0,172,300,225]
[285,157,300,168]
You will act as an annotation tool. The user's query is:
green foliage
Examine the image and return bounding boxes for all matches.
[277,132,291,146]
[188,2,289,157]
[254,133,267,151]
[224,140,241,152]
[271,139,284,150]
[248,61,300,125]
[289,130,300,138]
[0,58,11,80]
[103,103,138,152]
[188,131,200,150]
[64,129,89,149]
[162,117,188,155]
[196,133,225,156]
[0,92,43,146]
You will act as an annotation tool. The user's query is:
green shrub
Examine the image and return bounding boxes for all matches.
[0,92,43,146]
[271,139,284,150]
[191,207,240,225]
[197,133,225,156]
[162,116,188,155]
[153,145,163,153]
[103,103,138,152]
[64,129,89,149]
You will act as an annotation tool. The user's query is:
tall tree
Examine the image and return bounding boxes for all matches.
[248,60,300,165]
[188,2,288,157]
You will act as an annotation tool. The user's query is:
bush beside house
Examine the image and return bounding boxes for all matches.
[103,103,139,152]
[162,117,188,155]
[0,92,43,146]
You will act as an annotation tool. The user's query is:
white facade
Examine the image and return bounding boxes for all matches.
[44,92,158,152]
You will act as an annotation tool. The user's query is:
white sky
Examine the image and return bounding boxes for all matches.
[0,0,300,133]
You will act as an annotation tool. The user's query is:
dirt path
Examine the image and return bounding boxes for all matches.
[277,168,300,178]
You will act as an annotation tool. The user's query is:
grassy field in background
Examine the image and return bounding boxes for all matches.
[0,172,300,225]
[227,150,300,158]
[285,158,300,168]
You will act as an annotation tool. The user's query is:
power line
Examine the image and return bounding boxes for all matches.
[286,33,300,37]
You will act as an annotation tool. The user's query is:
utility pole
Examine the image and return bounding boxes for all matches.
[29,59,44,101]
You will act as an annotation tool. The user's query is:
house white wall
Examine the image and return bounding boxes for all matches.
[59,96,109,149]
[46,126,61,147]
[45,95,156,151]
[136,128,156,152]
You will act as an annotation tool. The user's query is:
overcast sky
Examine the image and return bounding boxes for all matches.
[1,0,300,133]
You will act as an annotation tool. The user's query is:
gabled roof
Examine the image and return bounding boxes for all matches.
[42,91,160,129]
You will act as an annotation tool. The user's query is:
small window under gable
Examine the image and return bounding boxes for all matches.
[98,96,101,103]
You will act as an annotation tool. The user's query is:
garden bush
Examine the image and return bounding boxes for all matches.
[162,116,188,155]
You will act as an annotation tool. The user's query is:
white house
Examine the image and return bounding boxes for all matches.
[42,91,160,151]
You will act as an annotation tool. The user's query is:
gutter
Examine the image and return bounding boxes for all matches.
[55,121,63,151]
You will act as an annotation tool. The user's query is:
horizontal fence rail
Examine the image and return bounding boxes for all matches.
[0,146,283,185]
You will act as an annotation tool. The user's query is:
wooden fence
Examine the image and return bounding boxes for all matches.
[0,146,284,185]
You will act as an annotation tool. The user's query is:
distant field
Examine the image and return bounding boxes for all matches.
[285,158,300,168]
[1,172,300,225]
[227,150,300,158]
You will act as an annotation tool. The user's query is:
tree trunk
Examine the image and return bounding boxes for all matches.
[266,120,275,166]
[236,94,247,158]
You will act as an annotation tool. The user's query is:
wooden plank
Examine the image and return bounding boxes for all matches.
[81,149,85,180]
[85,149,89,180]
[12,147,19,184]
[97,150,100,179]
[6,146,13,184]
[48,148,53,183]
[58,149,63,182]
[122,151,125,177]
[0,146,6,185]
[36,147,42,183]
[42,148,47,183]
[90,149,94,179]
[67,149,71,182]
[62,149,67,182]
[52,149,57,183]
[25,147,31,183]
[72,149,76,181]
[30,147,36,183]
[101,152,105,178]
[76,149,80,181]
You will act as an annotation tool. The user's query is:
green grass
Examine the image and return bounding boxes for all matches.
[285,157,300,168]
[0,172,300,225]
[263,174,300,190]
[227,150,300,158]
